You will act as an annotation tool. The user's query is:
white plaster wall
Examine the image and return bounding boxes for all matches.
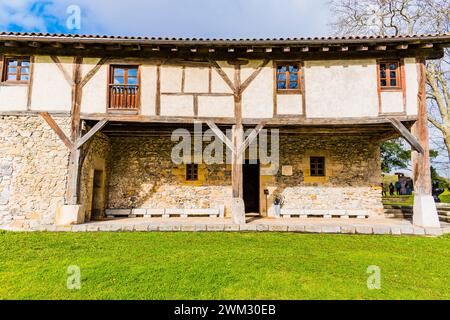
[140,65,157,116]
[211,69,233,93]
[81,60,107,114]
[184,67,209,93]
[216,61,234,85]
[305,59,379,118]
[161,66,182,93]
[242,64,273,118]
[160,95,194,116]
[404,58,418,116]
[198,96,234,117]
[30,56,72,111]
[277,94,303,115]
[380,91,404,113]
[0,86,28,111]
[241,60,263,83]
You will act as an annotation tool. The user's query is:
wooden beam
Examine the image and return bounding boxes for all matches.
[238,121,266,155]
[76,119,108,149]
[395,44,408,50]
[205,121,234,152]
[208,59,236,92]
[50,56,74,86]
[239,59,270,93]
[39,112,73,149]
[388,118,424,153]
[79,57,110,88]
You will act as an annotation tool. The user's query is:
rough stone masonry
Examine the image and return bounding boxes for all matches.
[0,116,384,228]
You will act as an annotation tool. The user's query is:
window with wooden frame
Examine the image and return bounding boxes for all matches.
[186,164,199,181]
[378,61,402,90]
[310,157,325,177]
[2,57,31,83]
[109,65,140,110]
[276,62,302,93]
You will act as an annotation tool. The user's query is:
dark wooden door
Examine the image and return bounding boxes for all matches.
[243,161,260,214]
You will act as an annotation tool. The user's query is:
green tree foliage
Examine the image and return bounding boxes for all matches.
[381,139,411,173]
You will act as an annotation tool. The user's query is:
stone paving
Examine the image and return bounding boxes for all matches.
[8,216,448,237]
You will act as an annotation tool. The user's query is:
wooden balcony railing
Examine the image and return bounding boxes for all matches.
[108,84,139,110]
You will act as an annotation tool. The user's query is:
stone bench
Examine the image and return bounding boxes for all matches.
[106,207,224,218]
[280,209,369,219]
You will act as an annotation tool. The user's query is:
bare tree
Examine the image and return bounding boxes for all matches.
[329,0,450,166]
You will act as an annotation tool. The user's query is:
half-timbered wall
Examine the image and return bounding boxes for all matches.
[0,55,420,117]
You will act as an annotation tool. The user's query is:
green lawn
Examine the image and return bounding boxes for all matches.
[439,190,450,203]
[0,231,449,300]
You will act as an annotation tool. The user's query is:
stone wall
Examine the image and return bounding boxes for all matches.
[108,136,232,213]
[0,115,70,228]
[79,132,111,221]
[263,134,383,216]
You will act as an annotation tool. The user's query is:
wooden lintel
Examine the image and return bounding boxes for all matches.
[205,121,234,153]
[39,112,73,149]
[76,119,108,149]
[388,118,424,153]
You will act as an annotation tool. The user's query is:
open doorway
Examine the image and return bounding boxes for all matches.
[243,160,260,215]
[91,170,105,220]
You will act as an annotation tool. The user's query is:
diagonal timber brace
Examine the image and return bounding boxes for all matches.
[388,118,425,154]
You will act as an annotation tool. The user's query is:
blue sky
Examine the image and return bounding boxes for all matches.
[0,0,332,37]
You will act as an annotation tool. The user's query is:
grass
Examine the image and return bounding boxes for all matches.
[439,190,450,203]
[0,231,449,300]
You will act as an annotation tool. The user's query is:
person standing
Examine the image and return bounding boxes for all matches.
[395,180,401,195]
[389,183,395,196]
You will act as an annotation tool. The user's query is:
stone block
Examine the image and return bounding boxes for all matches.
[159,225,173,232]
[413,195,440,228]
[132,208,146,215]
[181,225,196,232]
[55,205,85,226]
[71,225,87,232]
[195,225,207,231]
[425,228,443,237]
[413,227,426,236]
[400,226,414,235]
[231,198,246,225]
[256,224,269,232]
[240,224,257,231]
[145,209,165,217]
[224,224,240,231]
[86,225,99,232]
[372,227,391,235]
[269,225,288,232]
[207,224,225,232]
[340,226,356,234]
[355,226,373,234]
[172,225,182,231]
[321,226,340,234]
[288,225,305,232]
[304,225,322,233]
[390,227,402,235]
[105,209,131,217]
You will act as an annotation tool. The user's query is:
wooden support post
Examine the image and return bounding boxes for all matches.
[232,125,244,199]
[66,56,83,205]
[39,112,73,149]
[411,59,440,228]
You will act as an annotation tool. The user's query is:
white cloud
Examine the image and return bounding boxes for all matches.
[0,0,331,37]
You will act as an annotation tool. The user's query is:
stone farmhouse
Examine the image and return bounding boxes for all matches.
[0,32,449,231]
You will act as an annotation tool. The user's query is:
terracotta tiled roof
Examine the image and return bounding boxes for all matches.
[0,31,449,45]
